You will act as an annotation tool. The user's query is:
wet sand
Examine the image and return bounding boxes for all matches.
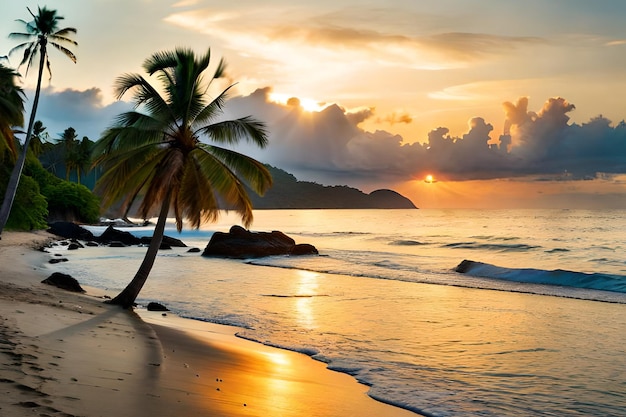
[0,231,417,417]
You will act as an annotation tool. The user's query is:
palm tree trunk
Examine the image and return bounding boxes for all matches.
[107,191,171,308]
[0,41,47,237]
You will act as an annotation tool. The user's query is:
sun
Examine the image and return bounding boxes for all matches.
[424,174,438,183]
[269,93,328,112]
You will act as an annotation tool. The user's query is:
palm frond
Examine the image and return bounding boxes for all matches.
[176,157,220,229]
[143,49,178,76]
[52,27,77,39]
[93,125,163,163]
[196,116,269,147]
[197,144,272,195]
[95,144,166,208]
[138,148,184,218]
[114,74,174,123]
[49,42,77,63]
[188,148,258,226]
[8,32,33,41]
[192,83,236,126]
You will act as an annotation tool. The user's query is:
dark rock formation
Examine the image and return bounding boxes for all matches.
[454,259,474,273]
[42,272,85,293]
[49,258,68,264]
[202,225,318,259]
[67,240,84,250]
[47,222,95,241]
[139,235,187,248]
[96,226,140,245]
[47,222,188,250]
[289,243,319,256]
[187,247,201,253]
[146,302,169,311]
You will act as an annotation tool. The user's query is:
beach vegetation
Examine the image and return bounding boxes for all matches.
[0,6,77,237]
[0,174,48,230]
[0,155,100,229]
[92,47,272,308]
[28,159,100,224]
[0,64,24,160]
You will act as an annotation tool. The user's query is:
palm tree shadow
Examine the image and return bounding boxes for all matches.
[39,305,147,341]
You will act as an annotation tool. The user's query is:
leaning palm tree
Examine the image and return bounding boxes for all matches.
[93,48,272,308]
[0,64,24,160]
[0,6,77,236]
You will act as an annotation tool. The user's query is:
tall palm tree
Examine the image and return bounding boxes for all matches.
[93,48,272,308]
[0,6,77,236]
[0,64,24,160]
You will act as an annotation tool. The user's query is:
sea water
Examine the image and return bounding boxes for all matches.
[45,209,626,416]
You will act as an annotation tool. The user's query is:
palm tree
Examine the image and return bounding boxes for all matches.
[75,136,94,184]
[0,64,24,160]
[29,120,49,157]
[93,48,272,308]
[0,6,77,236]
[59,126,78,180]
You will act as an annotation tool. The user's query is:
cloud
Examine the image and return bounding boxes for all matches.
[25,87,131,140]
[220,90,626,184]
[29,85,626,188]
[166,7,545,72]
[379,112,413,125]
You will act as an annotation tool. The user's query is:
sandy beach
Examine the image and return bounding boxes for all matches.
[0,231,417,417]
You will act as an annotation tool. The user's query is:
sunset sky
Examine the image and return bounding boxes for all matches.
[1,0,626,208]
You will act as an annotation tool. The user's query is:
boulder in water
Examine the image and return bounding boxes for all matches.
[202,225,318,258]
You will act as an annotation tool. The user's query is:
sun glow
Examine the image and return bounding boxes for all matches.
[425,174,436,183]
[269,93,328,112]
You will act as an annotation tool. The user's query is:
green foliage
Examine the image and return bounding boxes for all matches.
[0,155,101,230]
[25,158,100,224]
[44,180,100,223]
[2,174,48,231]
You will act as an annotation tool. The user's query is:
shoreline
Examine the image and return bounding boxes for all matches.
[0,231,418,417]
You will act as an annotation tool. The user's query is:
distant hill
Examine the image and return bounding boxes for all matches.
[248,166,417,209]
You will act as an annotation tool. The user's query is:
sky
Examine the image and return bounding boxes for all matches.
[1,0,626,209]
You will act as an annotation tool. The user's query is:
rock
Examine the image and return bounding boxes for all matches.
[108,241,127,247]
[85,241,99,247]
[96,226,140,245]
[289,243,319,256]
[202,225,318,259]
[67,240,84,250]
[147,302,169,311]
[42,272,85,293]
[47,222,95,241]
[49,258,68,264]
[139,235,187,248]
[187,247,201,253]
[454,259,474,273]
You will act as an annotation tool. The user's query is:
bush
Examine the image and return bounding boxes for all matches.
[4,175,48,230]
[45,180,100,223]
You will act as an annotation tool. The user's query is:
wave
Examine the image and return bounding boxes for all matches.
[444,242,540,251]
[455,260,626,293]
[389,240,427,246]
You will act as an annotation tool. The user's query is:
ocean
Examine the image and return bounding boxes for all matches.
[45,209,626,416]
